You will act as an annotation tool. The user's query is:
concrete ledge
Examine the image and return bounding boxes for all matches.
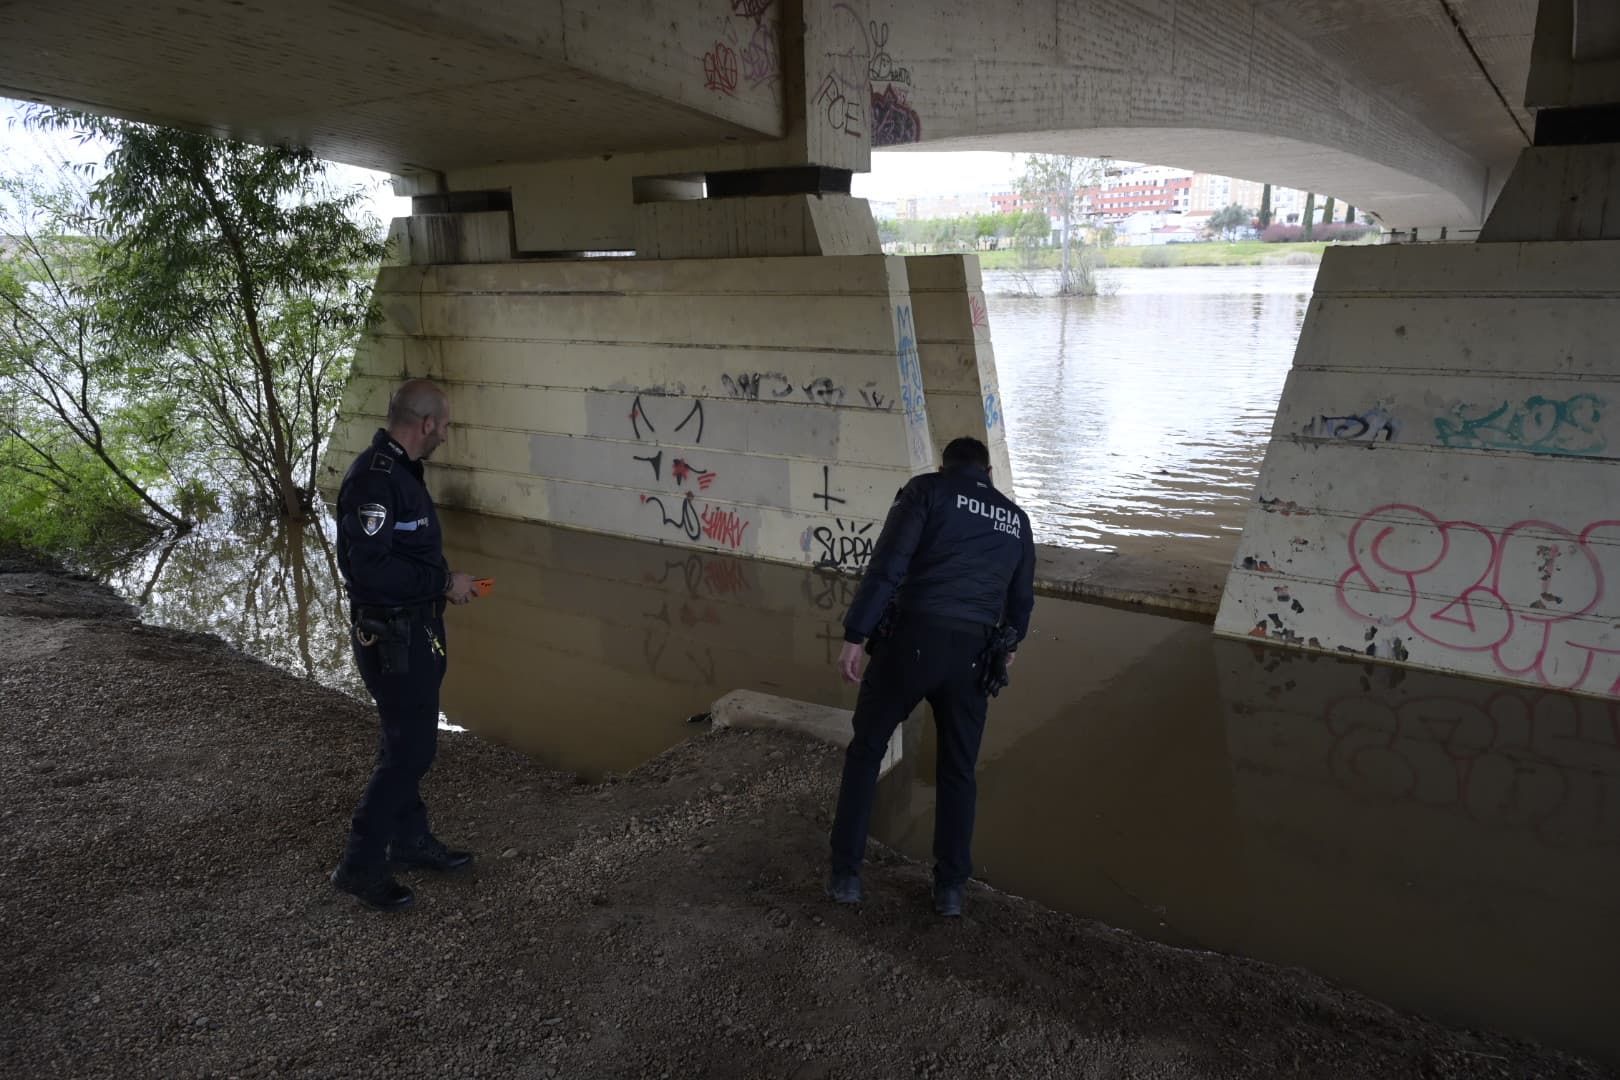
[1034,545,1223,623]
[710,689,900,777]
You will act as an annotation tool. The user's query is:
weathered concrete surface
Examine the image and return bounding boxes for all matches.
[321,251,1012,573]
[1216,240,1620,696]
[3,553,1609,1080]
[1036,544,1223,621]
[710,688,902,777]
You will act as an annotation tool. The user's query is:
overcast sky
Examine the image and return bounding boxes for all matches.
[1,96,1038,218]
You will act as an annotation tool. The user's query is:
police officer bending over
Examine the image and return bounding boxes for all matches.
[828,436,1035,917]
[331,378,482,912]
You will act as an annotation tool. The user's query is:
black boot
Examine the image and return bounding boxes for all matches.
[332,865,414,912]
[389,834,474,872]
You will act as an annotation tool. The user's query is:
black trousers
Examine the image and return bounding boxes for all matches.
[830,618,991,887]
[341,613,447,872]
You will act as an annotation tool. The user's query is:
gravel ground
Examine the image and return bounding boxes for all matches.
[1,552,1611,1080]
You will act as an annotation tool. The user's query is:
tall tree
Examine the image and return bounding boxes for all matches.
[1344,203,1357,225]
[26,108,387,520]
[1258,184,1273,229]
[1323,197,1337,230]
[1016,154,1107,296]
[0,175,187,536]
[1302,192,1317,240]
[1207,203,1252,240]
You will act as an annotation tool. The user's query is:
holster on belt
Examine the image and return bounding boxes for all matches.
[864,598,899,657]
[352,602,437,675]
[977,624,1021,698]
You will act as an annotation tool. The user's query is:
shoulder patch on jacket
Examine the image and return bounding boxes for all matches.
[370,452,394,474]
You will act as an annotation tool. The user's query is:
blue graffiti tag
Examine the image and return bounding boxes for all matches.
[1433,393,1605,456]
[983,392,1001,432]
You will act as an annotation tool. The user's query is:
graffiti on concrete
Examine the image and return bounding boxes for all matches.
[870,84,922,147]
[1301,406,1399,443]
[1433,393,1605,456]
[700,504,752,549]
[672,457,717,491]
[813,465,847,511]
[804,517,876,571]
[1337,503,1620,693]
[983,392,1002,432]
[740,20,780,87]
[703,41,739,95]
[812,71,864,138]
[969,294,988,330]
[895,304,931,465]
[629,395,704,444]
[641,491,703,542]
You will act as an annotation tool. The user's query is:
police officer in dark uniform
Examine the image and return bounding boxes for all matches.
[331,378,480,912]
[827,436,1036,917]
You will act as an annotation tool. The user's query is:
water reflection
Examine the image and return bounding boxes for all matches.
[881,605,1620,1064]
[987,265,1314,567]
[107,520,361,699]
[109,512,1619,1064]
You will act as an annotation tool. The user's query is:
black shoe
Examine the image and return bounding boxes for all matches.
[933,882,964,918]
[388,835,474,873]
[332,866,415,912]
[826,872,863,905]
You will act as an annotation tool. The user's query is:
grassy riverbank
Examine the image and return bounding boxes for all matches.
[976,240,1333,271]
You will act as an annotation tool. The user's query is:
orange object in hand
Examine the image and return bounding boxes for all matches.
[472,578,495,598]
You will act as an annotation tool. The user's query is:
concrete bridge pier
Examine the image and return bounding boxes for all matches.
[318,0,1008,574]
[1216,0,1620,698]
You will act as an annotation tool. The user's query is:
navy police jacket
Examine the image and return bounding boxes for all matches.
[842,464,1036,646]
[336,429,449,608]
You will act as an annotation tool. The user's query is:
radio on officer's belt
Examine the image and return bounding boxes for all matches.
[472,578,495,598]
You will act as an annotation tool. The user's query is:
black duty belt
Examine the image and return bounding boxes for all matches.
[899,612,995,638]
[351,599,445,623]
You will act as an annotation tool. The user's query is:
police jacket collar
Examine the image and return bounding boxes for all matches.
[371,428,412,462]
[943,462,992,484]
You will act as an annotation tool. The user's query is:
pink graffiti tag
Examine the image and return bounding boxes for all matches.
[1336,504,1620,693]
[969,295,988,330]
[700,505,751,550]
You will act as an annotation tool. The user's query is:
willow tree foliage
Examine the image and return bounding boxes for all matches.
[23,108,387,521]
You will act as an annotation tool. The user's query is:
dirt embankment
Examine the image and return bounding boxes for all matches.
[0,551,1610,1080]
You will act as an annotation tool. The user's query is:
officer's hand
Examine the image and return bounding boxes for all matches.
[838,642,866,685]
[446,571,478,605]
[1006,650,1018,668]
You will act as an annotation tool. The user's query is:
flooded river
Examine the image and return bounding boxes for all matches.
[988,265,1313,567]
[108,511,1620,1065]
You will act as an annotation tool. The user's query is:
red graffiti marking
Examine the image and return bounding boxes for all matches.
[700,505,751,550]
[1337,504,1620,693]
[704,41,739,95]
[672,457,716,491]
[969,295,988,329]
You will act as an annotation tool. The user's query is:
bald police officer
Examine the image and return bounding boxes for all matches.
[331,378,481,912]
[827,436,1036,917]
